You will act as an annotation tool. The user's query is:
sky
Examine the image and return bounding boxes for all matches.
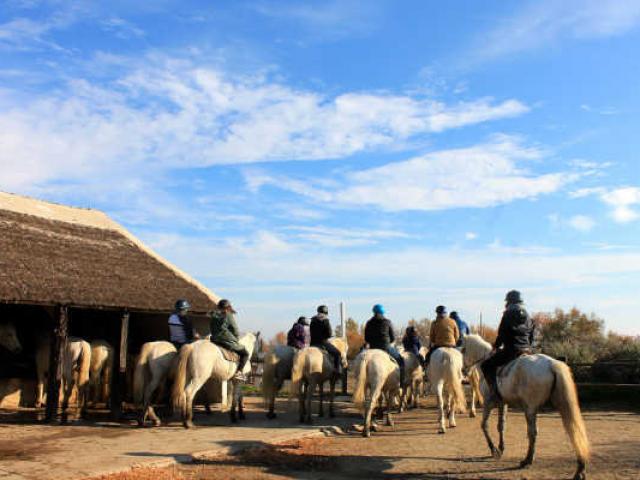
[1,0,640,337]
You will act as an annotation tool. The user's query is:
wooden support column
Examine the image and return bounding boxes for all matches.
[45,305,68,422]
[110,310,129,419]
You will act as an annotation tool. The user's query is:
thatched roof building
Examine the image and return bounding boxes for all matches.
[0,191,219,314]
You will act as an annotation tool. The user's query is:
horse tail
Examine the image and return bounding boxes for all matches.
[470,367,484,406]
[289,350,306,398]
[77,341,92,388]
[352,352,369,409]
[171,343,193,412]
[444,351,467,413]
[261,350,277,405]
[551,360,590,465]
[133,343,152,406]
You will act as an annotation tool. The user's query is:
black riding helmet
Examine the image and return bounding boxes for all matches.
[175,299,191,311]
[217,298,236,313]
[505,290,523,304]
[317,305,329,314]
[435,305,447,315]
[297,316,309,326]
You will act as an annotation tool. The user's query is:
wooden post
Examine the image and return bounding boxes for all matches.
[111,310,129,419]
[45,305,68,422]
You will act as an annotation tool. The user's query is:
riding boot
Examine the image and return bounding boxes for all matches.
[487,374,502,401]
[399,368,405,388]
[234,349,249,381]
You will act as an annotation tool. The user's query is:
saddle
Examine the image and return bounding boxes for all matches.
[218,346,240,363]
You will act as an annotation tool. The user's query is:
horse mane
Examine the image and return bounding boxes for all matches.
[463,334,492,365]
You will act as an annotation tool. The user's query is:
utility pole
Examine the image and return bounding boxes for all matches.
[479,312,483,338]
[340,301,348,395]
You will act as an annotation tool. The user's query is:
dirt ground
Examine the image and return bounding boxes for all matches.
[90,400,640,480]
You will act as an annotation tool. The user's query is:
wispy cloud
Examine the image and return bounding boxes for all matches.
[247,135,576,212]
[285,225,411,248]
[466,0,640,65]
[568,214,596,232]
[0,54,529,192]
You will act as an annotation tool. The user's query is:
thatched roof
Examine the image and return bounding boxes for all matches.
[0,191,219,314]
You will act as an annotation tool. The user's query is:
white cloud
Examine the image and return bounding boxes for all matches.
[465,232,477,240]
[285,225,411,247]
[601,187,640,223]
[248,136,574,212]
[469,0,640,64]
[569,186,607,198]
[0,55,529,192]
[568,215,595,232]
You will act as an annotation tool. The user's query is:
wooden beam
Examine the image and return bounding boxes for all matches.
[110,310,129,418]
[45,305,68,422]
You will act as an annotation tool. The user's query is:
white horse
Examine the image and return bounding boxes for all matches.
[400,351,424,410]
[61,337,92,417]
[0,322,22,354]
[89,340,114,406]
[462,334,590,480]
[172,332,261,428]
[352,348,401,437]
[133,341,177,426]
[261,344,296,419]
[289,337,348,424]
[425,347,467,434]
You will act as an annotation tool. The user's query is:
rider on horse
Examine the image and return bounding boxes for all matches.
[450,311,470,347]
[287,316,309,350]
[402,325,425,366]
[424,305,459,367]
[481,290,535,401]
[168,299,199,350]
[210,299,249,381]
[364,304,405,387]
[310,305,342,373]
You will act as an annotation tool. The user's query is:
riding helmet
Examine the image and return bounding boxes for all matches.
[297,316,309,325]
[435,305,447,315]
[505,290,523,304]
[317,305,329,314]
[175,299,191,311]
[372,304,385,315]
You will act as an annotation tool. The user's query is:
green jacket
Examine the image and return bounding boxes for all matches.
[210,310,242,351]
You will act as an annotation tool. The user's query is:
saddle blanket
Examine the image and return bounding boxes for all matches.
[218,346,240,363]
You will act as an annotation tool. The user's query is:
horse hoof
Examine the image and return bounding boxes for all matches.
[183,421,194,429]
[153,420,162,427]
[519,459,532,469]
[266,412,276,420]
[438,429,446,435]
[469,411,476,418]
[371,423,379,432]
[491,448,502,459]
[363,430,371,438]
[449,423,457,428]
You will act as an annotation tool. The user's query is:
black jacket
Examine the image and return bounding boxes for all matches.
[495,303,535,352]
[310,314,332,345]
[364,314,395,350]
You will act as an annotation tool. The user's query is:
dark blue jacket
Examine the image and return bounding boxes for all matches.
[168,313,194,346]
[451,315,470,346]
[402,333,422,357]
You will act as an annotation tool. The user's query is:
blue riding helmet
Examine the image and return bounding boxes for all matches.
[372,304,385,315]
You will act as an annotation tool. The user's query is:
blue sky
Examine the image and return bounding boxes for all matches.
[2,0,640,336]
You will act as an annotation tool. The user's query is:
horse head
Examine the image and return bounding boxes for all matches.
[461,334,492,368]
[0,322,22,354]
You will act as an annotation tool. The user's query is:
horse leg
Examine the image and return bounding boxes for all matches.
[448,388,457,428]
[298,380,306,423]
[498,403,508,454]
[436,381,446,434]
[470,379,477,418]
[385,391,394,427]
[305,378,315,424]
[318,380,324,417]
[141,375,163,427]
[183,377,206,429]
[481,400,501,459]
[267,377,282,419]
[238,389,245,420]
[520,409,537,468]
[364,384,383,438]
[329,376,336,418]
[229,380,238,423]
